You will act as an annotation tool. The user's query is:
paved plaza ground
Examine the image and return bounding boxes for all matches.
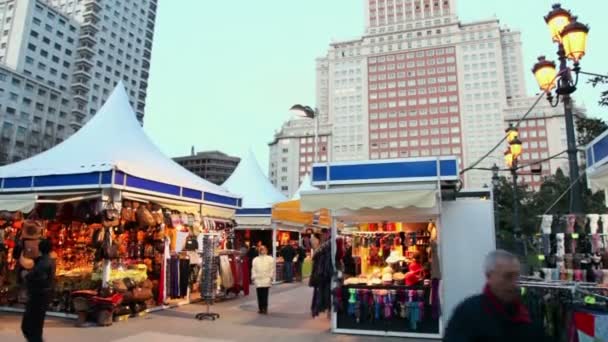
[0,283,433,342]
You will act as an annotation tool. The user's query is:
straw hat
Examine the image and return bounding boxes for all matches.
[385,250,406,264]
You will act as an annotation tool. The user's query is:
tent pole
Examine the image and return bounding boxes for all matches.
[272,222,277,283]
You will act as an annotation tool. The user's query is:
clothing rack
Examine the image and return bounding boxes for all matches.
[519,280,608,299]
[195,233,220,321]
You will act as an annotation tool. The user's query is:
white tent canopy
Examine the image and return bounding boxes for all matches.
[291,173,318,200]
[0,83,239,209]
[222,149,285,211]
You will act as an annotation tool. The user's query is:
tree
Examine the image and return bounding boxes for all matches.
[576,117,608,146]
[493,176,537,235]
[531,168,605,215]
[589,76,608,108]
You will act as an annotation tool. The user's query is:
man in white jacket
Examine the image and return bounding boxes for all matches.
[251,245,274,314]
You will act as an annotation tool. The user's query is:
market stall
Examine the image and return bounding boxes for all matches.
[300,157,496,339]
[0,83,241,323]
[221,150,286,284]
[271,174,331,281]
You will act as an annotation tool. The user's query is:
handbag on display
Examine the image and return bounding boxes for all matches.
[136,206,155,228]
[123,278,137,290]
[102,202,120,228]
[151,204,164,226]
[112,279,128,293]
[121,201,134,222]
[100,227,118,260]
[19,252,34,270]
[184,235,199,251]
[132,287,153,302]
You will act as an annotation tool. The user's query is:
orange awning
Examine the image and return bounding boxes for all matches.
[271,199,330,227]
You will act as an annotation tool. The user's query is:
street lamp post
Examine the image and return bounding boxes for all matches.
[532,4,590,214]
[491,163,500,230]
[505,125,523,234]
[290,104,319,164]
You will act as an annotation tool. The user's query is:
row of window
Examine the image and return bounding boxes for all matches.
[371,107,458,118]
[370,147,461,159]
[463,92,501,102]
[370,113,460,127]
[27,42,72,58]
[370,125,461,136]
[369,48,455,64]
[370,89,458,99]
[370,96,458,109]
[34,3,77,32]
[371,133,461,144]
[370,76,458,90]
[299,155,328,163]
[370,68,456,81]
[370,59,456,73]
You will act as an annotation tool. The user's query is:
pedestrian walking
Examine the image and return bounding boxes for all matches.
[246,242,258,282]
[295,242,306,282]
[251,245,274,314]
[21,239,55,342]
[444,249,547,342]
[280,242,296,283]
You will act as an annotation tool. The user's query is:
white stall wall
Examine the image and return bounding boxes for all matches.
[440,196,495,326]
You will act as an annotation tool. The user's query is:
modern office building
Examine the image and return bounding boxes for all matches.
[174,149,241,186]
[270,0,579,191]
[0,0,157,165]
[268,117,331,197]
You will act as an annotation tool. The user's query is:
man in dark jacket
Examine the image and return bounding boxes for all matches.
[246,243,259,282]
[21,239,55,342]
[294,242,306,282]
[280,242,296,283]
[444,250,546,342]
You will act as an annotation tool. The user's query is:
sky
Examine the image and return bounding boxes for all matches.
[143,0,608,174]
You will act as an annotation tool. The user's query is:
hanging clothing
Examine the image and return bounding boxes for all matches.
[242,257,250,296]
[219,255,234,289]
[179,258,190,297]
[430,241,441,279]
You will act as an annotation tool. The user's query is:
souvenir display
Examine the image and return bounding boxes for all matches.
[329,220,441,335]
[0,199,238,324]
[536,214,608,284]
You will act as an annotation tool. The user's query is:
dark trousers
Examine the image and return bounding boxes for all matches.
[295,261,303,281]
[21,294,49,342]
[283,262,293,283]
[256,287,269,312]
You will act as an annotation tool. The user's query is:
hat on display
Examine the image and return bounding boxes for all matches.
[21,221,42,240]
[385,250,406,264]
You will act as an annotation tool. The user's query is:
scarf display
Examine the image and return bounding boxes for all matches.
[574,311,608,342]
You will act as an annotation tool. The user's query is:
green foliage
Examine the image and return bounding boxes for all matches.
[577,117,608,146]
[494,168,606,237]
